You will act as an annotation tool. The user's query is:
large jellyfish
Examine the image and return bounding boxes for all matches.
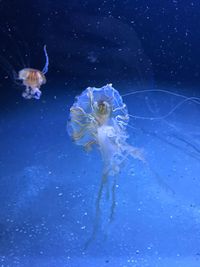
[68,84,200,248]
[68,84,144,245]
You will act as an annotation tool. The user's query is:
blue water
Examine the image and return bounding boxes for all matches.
[0,83,200,266]
[0,1,200,265]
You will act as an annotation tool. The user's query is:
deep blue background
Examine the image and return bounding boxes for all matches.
[0,0,200,86]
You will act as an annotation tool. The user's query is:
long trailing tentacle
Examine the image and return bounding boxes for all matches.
[109,177,117,222]
[122,89,200,120]
[84,172,108,249]
[122,88,200,105]
[128,122,200,162]
[128,96,200,121]
[42,45,49,74]
[0,54,20,84]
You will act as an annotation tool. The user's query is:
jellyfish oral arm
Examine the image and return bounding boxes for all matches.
[22,86,32,99]
[97,125,123,175]
[22,86,41,100]
[42,45,49,74]
[31,87,42,99]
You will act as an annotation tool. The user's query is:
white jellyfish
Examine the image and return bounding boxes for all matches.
[68,84,144,246]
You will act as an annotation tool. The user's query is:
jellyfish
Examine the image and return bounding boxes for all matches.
[68,84,144,245]
[0,43,49,100]
[18,45,49,100]
[68,83,200,247]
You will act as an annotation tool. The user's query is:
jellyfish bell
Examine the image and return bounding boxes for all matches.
[18,68,46,84]
[68,83,143,174]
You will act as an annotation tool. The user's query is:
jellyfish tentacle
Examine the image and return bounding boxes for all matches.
[112,104,127,112]
[110,177,117,222]
[115,115,129,124]
[70,106,86,115]
[87,87,95,112]
[84,140,96,151]
[122,89,200,121]
[42,45,49,74]
[128,96,200,121]
[84,172,108,249]
[121,88,200,101]
[0,54,18,82]
[72,130,85,141]
[72,119,89,127]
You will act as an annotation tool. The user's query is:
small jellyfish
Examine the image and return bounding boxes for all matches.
[68,84,144,245]
[18,45,49,100]
[0,43,49,100]
[19,68,46,100]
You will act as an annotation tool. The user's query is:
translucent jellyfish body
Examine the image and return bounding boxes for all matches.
[68,84,143,176]
[19,68,46,99]
[68,84,143,246]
